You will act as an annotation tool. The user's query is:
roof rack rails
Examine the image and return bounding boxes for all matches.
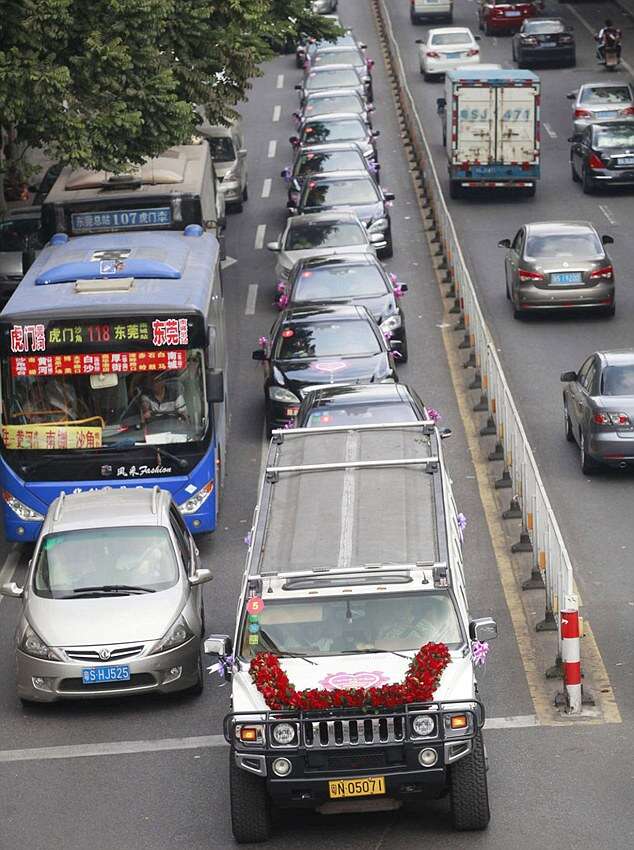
[272,420,436,439]
[254,561,442,580]
[53,490,66,522]
[265,456,439,482]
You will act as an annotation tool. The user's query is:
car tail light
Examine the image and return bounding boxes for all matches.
[588,153,605,170]
[427,51,441,59]
[619,106,634,116]
[594,412,631,426]
[466,48,479,57]
[519,268,545,282]
[574,108,592,119]
[589,265,614,280]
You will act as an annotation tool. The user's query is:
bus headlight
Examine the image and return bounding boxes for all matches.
[2,491,44,521]
[178,481,214,515]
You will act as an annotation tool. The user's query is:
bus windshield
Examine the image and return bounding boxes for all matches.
[2,351,206,451]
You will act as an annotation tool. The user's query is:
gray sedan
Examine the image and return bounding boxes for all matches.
[0,488,213,702]
[498,221,615,319]
[567,82,634,134]
[562,350,634,473]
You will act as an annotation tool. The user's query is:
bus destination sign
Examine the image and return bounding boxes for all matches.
[71,207,172,234]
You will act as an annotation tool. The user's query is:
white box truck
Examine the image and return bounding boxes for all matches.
[437,68,540,198]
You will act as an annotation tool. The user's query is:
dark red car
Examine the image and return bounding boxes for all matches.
[478,0,543,36]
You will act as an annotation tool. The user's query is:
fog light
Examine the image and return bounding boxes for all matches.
[163,666,182,684]
[31,676,53,691]
[272,757,292,777]
[193,519,201,528]
[418,748,438,767]
[17,527,25,536]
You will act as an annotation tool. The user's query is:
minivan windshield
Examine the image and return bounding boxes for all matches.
[207,137,236,162]
[33,526,180,598]
[241,591,463,657]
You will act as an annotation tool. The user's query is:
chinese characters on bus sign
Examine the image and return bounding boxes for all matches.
[71,207,172,234]
[9,319,189,353]
[10,349,187,377]
[2,425,102,451]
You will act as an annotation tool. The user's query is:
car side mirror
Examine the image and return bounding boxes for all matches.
[566,92,577,100]
[383,191,395,201]
[568,135,581,143]
[398,283,408,292]
[474,35,481,41]
[602,234,614,245]
[415,39,423,44]
[440,427,453,440]
[372,129,380,137]
[287,204,298,214]
[498,238,511,248]
[204,634,233,656]
[360,42,367,49]
[189,568,213,586]
[238,148,247,158]
[560,371,578,382]
[294,84,302,90]
[0,581,23,599]
[252,349,266,361]
[469,617,498,642]
[289,136,299,146]
[367,104,376,112]
[266,240,281,252]
[205,369,224,403]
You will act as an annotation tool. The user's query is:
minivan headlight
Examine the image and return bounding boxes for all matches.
[20,624,59,660]
[151,615,194,654]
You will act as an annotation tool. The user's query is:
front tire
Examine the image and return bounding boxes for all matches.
[229,754,272,843]
[185,651,205,697]
[450,731,490,831]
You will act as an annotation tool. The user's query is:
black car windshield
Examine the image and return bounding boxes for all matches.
[33,526,179,598]
[306,401,417,427]
[580,86,632,104]
[206,137,236,162]
[594,126,634,147]
[293,264,387,300]
[430,32,473,46]
[284,221,365,250]
[305,95,364,116]
[241,591,463,657]
[306,69,360,89]
[314,50,364,66]
[523,20,564,34]
[302,119,366,145]
[296,150,364,178]
[277,320,380,359]
[525,231,603,259]
[303,177,379,209]
[601,365,634,396]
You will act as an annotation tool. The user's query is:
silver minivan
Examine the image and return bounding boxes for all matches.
[195,113,249,212]
[1,487,213,703]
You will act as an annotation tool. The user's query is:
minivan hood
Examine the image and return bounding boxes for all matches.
[214,161,237,179]
[25,584,186,647]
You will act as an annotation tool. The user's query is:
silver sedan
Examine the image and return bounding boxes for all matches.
[1,488,213,703]
[498,221,615,319]
[562,350,634,473]
[567,82,634,134]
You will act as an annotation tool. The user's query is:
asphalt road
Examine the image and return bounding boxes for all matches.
[0,2,632,849]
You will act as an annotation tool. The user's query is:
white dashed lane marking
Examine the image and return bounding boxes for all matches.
[272,105,281,123]
[245,284,258,315]
[268,140,277,158]
[261,178,272,199]
[276,74,284,89]
[254,224,266,250]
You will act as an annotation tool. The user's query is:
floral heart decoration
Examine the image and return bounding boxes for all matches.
[249,642,451,711]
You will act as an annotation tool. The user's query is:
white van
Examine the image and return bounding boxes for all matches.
[411,0,453,24]
[195,114,248,213]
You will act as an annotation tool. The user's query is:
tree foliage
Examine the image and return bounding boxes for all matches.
[0,0,341,182]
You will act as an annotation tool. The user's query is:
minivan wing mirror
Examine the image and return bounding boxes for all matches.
[238,148,247,158]
[469,617,498,642]
[204,635,232,656]
[189,568,213,586]
[266,240,281,252]
[0,581,23,599]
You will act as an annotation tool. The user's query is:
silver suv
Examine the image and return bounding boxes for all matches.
[1,487,212,703]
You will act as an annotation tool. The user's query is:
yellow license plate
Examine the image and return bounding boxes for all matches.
[328,776,386,799]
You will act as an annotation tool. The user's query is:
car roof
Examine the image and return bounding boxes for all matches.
[579,81,633,91]
[287,209,362,224]
[429,27,474,35]
[598,349,634,366]
[42,487,172,535]
[282,304,367,322]
[591,119,634,129]
[304,383,410,405]
[525,220,597,234]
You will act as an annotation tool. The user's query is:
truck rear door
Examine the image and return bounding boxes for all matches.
[496,84,539,165]
[453,85,496,165]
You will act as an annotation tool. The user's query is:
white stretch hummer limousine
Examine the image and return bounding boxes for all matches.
[206,421,497,843]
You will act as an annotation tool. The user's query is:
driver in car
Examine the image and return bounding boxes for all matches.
[141,373,187,423]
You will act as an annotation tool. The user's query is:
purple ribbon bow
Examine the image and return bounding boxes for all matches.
[471,641,489,667]
[258,336,268,349]
[427,408,441,424]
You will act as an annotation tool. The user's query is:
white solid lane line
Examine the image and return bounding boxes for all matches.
[245,284,258,315]
[272,105,281,123]
[254,224,266,250]
[268,140,277,159]
[261,178,272,199]
[543,123,557,139]
[0,715,542,762]
[276,74,284,89]
[564,4,634,75]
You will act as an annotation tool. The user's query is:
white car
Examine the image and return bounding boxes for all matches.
[416,27,480,80]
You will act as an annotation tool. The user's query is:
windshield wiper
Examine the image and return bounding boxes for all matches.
[154,446,188,470]
[341,648,411,659]
[257,631,316,665]
[71,584,156,596]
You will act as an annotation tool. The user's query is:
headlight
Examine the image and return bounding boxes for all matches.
[272,722,298,746]
[20,624,58,660]
[369,217,388,232]
[381,313,402,332]
[151,615,194,654]
[2,491,44,521]
[412,714,435,737]
[269,387,300,404]
[178,480,214,515]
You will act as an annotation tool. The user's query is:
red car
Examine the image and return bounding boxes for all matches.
[478,1,543,36]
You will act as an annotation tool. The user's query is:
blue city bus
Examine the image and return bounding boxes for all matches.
[0,225,226,541]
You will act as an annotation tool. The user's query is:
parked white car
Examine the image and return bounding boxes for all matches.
[416,27,480,80]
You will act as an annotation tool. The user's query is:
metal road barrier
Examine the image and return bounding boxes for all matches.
[372,0,582,713]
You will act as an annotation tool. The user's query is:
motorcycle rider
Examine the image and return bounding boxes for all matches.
[596,19,622,63]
